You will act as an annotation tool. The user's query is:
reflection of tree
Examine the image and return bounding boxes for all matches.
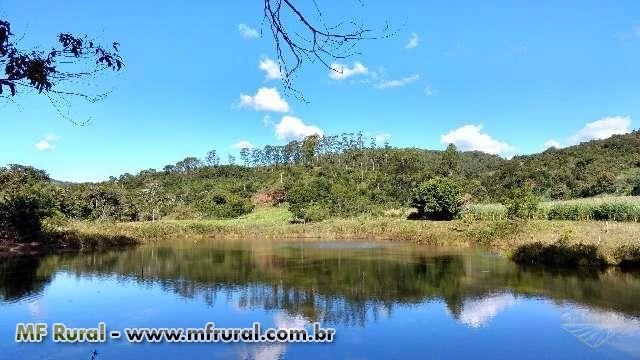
[0,256,50,301]
[4,243,640,324]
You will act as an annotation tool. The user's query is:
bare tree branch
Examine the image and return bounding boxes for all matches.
[263,0,392,99]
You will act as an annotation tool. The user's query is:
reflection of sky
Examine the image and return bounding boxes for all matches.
[455,293,518,328]
[562,306,640,335]
[3,269,640,359]
[560,305,640,355]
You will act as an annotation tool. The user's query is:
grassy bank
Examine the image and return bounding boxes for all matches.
[63,206,640,267]
[466,196,640,222]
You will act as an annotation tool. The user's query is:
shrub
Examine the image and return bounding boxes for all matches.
[197,192,254,219]
[0,194,46,243]
[410,178,462,220]
[501,187,540,219]
[300,203,331,222]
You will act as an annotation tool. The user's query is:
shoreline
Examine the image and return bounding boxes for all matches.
[47,214,640,267]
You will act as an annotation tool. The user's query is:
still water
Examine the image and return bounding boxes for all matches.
[1,239,640,359]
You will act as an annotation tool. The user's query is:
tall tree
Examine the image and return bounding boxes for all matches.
[439,143,461,177]
[205,150,220,167]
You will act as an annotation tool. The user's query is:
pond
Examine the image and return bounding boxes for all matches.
[1,239,640,359]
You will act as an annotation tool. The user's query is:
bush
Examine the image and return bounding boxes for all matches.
[300,203,331,222]
[0,195,46,243]
[196,192,254,219]
[501,187,540,219]
[410,178,462,220]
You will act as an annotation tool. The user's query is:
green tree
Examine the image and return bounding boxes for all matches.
[438,143,460,177]
[501,187,540,219]
[410,178,462,221]
[205,150,220,167]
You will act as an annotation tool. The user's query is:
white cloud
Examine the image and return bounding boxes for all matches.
[512,45,529,54]
[374,133,391,144]
[440,125,512,155]
[262,114,273,127]
[405,33,419,49]
[543,139,562,150]
[329,62,368,80]
[275,116,324,141]
[569,116,631,144]
[35,140,54,151]
[238,24,259,39]
[259,56,281,80]
[239,87,290,113]
[35,134,60,151]
[424,85,434,96]
[375,74,421,89]
[233,140,254,150]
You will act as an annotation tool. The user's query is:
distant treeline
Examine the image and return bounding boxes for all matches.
[2,131,640,242]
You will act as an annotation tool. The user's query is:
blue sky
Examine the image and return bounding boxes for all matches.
[1,0,639,182]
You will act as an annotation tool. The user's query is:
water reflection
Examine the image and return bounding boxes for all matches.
[561,306,640,349]
[454,293,518,328]
[1,239,640,359]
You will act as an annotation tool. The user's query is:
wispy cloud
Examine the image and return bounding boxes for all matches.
[424,85,435,96]
[238,24,259,39]
[374,133,391,144]
[511,45,529,54]
[375,74,420,89]
[233,140,254,150]
[405,33,419,49]
[329,62,369,80]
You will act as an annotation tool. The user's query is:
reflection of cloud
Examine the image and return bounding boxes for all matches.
[237,344,287,360]
[236,313,310,360]
[456,293,518,328]
[27,300,45,318]
[561,306,640,349]
[274,312,309,329]
[253,344,288,360]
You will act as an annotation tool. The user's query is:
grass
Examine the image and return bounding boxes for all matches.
[466,196,640,222]
[61,205,640,267]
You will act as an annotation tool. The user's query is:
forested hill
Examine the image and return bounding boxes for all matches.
[488,130,640,199]
[2,131,639,225]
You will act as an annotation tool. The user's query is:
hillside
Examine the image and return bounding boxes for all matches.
[2,132,640,225]
[488,131,640,199]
